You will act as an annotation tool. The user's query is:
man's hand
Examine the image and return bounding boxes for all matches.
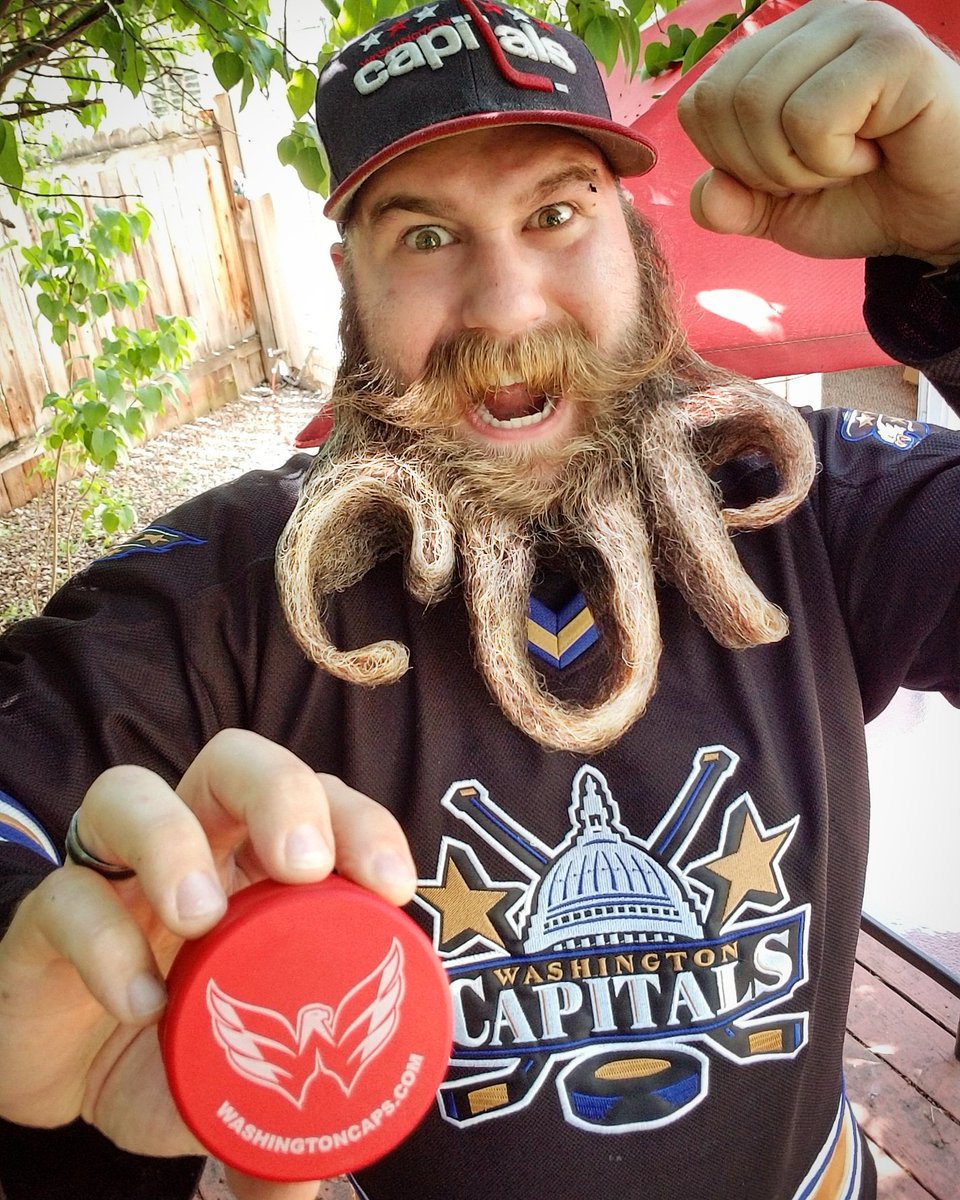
[0,729,417,1200]
[677,0,960,263]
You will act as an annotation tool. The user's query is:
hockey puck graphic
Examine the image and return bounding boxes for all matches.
[557,1046,707,1128]
[160,876,453,1181]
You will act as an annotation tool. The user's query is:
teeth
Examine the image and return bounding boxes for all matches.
[477,396,556,429]
[493,373,524,387]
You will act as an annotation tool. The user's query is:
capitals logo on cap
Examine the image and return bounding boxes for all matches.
[317,0,656,219]
[160,877,453,1182]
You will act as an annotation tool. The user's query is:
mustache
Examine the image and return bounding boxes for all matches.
[336,318,683,432]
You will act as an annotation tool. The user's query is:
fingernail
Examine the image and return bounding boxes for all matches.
[371,851,417,889]
[128,971,166,1019]
[176,871,226,921]
[284,824,332,871]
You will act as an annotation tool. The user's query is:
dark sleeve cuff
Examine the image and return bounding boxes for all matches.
[863,255,960,416]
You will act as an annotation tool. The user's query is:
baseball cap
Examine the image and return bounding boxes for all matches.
[316,0,656,220]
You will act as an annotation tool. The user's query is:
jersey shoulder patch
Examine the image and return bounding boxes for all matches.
[0,790,60,864]
[99,524,207,562]
[838,409,930,452]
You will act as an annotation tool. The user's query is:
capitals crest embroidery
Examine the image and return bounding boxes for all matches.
[415,748,808,1134]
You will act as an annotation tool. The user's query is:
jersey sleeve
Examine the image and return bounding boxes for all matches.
[0,454,311,935]
[806,407,960,721]
[863,254,960,415]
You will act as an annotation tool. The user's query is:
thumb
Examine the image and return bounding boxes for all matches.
[689,169,772,238]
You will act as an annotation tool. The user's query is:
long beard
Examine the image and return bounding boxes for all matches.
[276,210,816,753]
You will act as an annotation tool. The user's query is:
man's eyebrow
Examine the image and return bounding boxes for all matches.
[365,193,458,226]
[526,163,604,205]
[364,162,605,227]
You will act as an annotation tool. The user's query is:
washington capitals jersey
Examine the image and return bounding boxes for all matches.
[0,396,958,1200]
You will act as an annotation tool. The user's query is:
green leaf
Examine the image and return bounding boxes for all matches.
[36,293,61,324]
[94,365,123,401]
[624,0,658,21]
[617,12,642,79]
[286,68,318,120]
[124,407,145,436]
[248,39,280,85]
[582,14,620,75]
[91,293,110,318]
[138,384,163,412]
[681,22,734,73]
[643,41,675,76]
[121,280,143,307]
[89,427,117,464]
[213,50,245,91]
[239,71,255,110]
[129,209,151,242]
[116,504,137,531]
[81,401,109,430]
[666,24,697,57]
[119,32,148,97]
[277,134,300,167]
[76,101,107,130]
[0,119,24,192]
[293,145,328,194]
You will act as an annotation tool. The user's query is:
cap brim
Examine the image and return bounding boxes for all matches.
[323,109,656,221]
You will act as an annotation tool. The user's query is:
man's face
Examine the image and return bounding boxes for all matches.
[338,126,642,457]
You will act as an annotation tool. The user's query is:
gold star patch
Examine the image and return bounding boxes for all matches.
[689,797,798,928]
[416,844,524,955]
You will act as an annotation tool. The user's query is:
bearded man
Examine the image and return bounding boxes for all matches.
[0,2,958,1200]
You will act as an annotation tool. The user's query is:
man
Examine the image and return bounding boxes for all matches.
[0,0,957,1198]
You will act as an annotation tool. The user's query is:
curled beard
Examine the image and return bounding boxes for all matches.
[276,216,816,753]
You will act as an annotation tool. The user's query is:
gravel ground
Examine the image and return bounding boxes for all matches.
[0,384,324,630]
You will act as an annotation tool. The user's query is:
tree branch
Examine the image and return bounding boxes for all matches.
[4,182,143,200]
[1,97,101,118]
[204,0,310,65]
[0,3,112,90]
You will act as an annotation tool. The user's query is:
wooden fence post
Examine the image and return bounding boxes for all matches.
[212,93,278,382]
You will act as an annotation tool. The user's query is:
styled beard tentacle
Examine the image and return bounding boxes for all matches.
[459,496,661,754]
[640,403,791,650]
[276,454,456,684]
[678,387,818,531]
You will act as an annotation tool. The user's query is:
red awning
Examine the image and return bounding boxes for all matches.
[610,0,957,377]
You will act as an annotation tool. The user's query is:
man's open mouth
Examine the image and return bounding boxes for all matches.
[475,379,557,430]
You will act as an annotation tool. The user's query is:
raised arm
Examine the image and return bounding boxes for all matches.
[677,0,960,264]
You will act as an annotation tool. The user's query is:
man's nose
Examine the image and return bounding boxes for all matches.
[459,240,548,337]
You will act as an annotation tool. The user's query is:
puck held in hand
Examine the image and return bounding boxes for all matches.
[160,876,452,1181]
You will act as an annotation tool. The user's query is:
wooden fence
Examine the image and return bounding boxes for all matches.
[0,99,276,514]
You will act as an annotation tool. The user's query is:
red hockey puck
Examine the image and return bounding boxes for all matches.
[160,876,452,1181]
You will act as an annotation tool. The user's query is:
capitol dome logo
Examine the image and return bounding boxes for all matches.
[525,768,701,953]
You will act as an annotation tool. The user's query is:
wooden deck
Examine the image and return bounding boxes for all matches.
[199,927,960,1200]
[845,930,960,1199]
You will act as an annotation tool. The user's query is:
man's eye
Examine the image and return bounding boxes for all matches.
[531,202,574,230]
[403,226,453,251]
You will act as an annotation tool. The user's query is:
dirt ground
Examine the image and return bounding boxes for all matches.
[0,384,323,630]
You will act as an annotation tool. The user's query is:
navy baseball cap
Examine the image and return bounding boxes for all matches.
[317,0,657,220]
